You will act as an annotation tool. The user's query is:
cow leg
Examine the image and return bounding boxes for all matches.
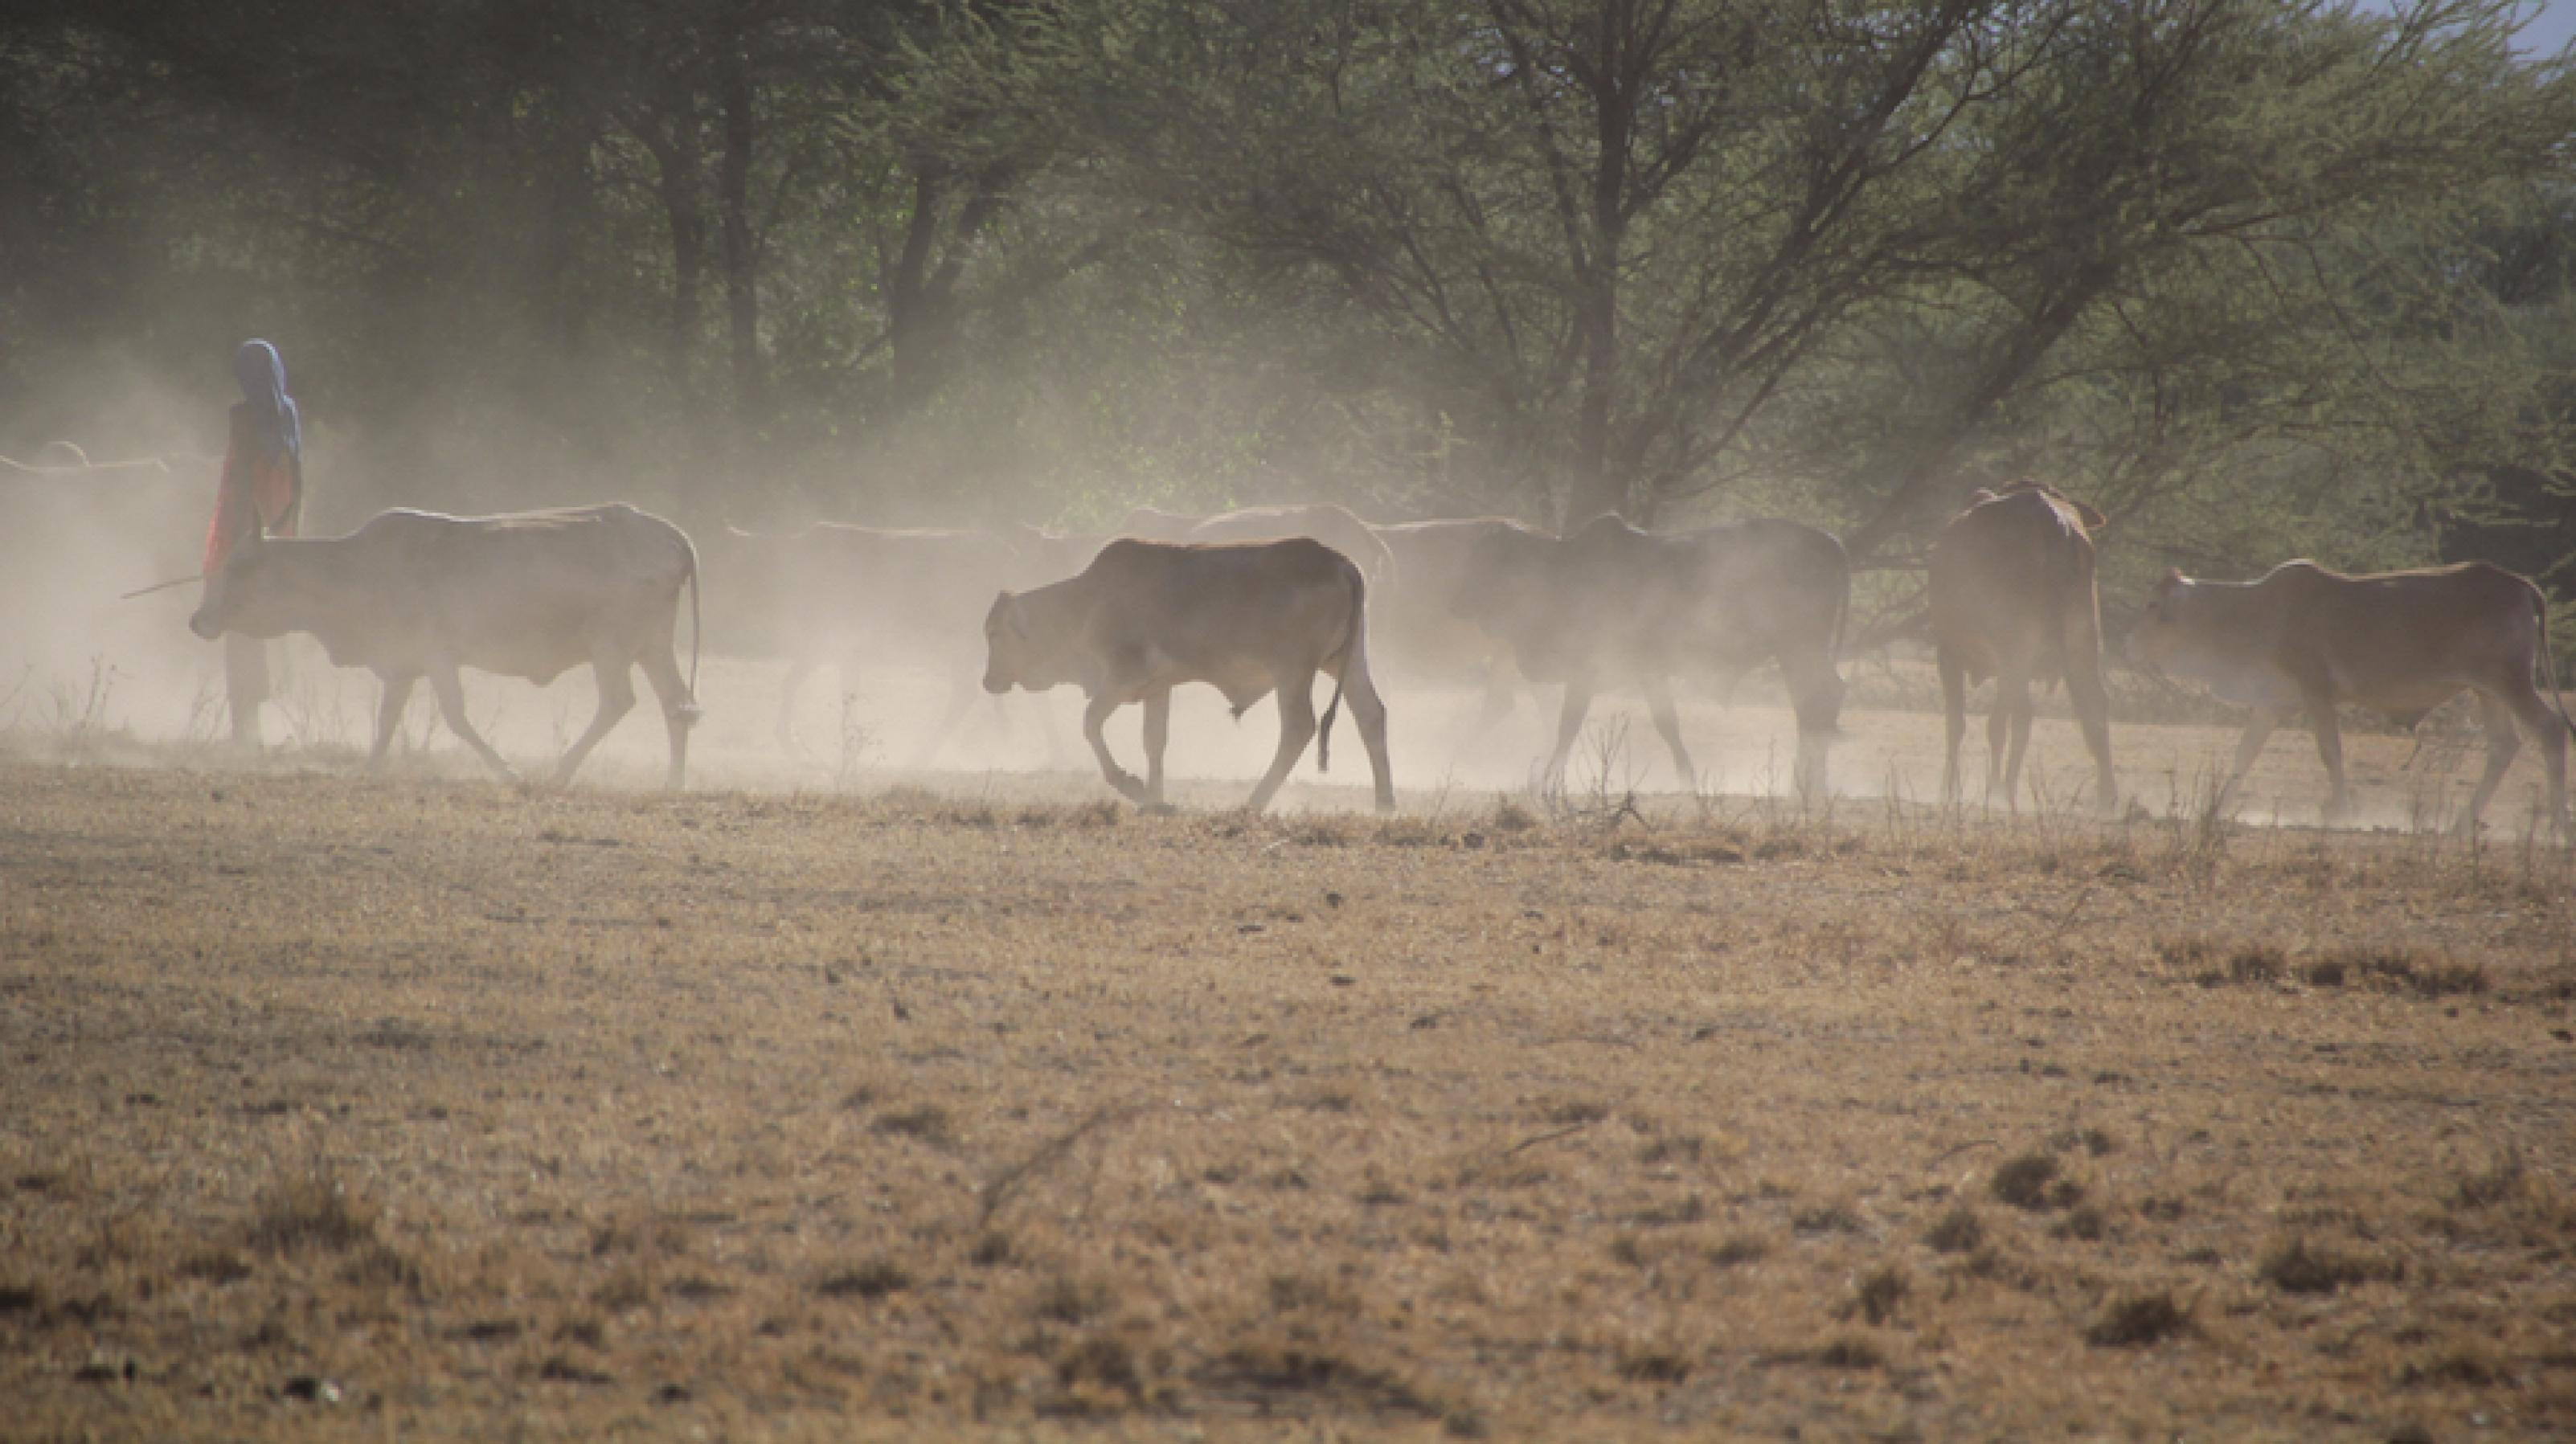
[1466,652,1518,736]
[223,633,271,753]
[2303,687,2350,823]
[429,668,518,783]
[369,673,418,771]
[555,657,638,787]
[2461,691,2525,834]
[1642,676,1698,794]
[1083,693,1148,805]
[1248,673,1320,814]
[2216,706,2281,816]
[1938,649,1968,806]
[2066,650,2118,817]
[1999,673,2036,812]
[639,645,696,791]
[1347,662,1397,814]
[1545,685,1596,787]
[2496,684,2570,840]
[1984,676,2015,808]
[776,657,812,755]
[1141,685,1172,807]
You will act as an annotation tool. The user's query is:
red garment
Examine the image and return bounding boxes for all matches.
[203,406,301,575]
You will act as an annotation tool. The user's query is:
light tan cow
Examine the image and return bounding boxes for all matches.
[982,537,1394,813]
[189,505,702,787]
[1118,503,1398,587]
[1930,484,2117,813]
[1462,514,1849,795]
[2131,559,2571,834]
[1368,517,1550,729]
[706,522,1022,756]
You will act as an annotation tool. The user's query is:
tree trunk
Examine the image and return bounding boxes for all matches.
[1841,259,2117,564]
[717,38,765,432]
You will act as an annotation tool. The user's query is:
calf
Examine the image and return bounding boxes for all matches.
[2131,559,2570,833]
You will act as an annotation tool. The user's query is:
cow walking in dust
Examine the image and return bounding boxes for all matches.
[2131,560,2572,836]
[981,538,1395,813]
[1463,515,1849,796]
[189,505,702,788]
[1930,484,2118,814]
[707,522,1022,760]
[1370,517,1553,732]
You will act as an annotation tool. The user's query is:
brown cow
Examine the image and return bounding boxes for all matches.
[1463,514,1848,795]
[982,537,1394,812]
[1929,484,2117,813]
[1369,517,1551,729]
[706,522,1022,758]
[2130,560,2572,834]
[189,505,702,787]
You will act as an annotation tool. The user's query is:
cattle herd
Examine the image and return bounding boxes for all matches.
[166,481,2574,837]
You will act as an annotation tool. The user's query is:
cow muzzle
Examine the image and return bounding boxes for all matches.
[188,607,223,641]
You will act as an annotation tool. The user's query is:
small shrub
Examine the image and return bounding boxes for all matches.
[1811,1335,1882,1370]
[873,1104,952,1142]
[2053,1205,2109,1242]
[1849,1265,1909,1326]
[1991,1152,2080,1212]
[2256,1236,2373,1295]
[1616,1342,1689,1382]
[248,1168,381,1254]
[815,1258,911,1300]
[2451,1151,2527,1210]
[1708,1235,1768,1268]
[1034,1273,1110,1324]
[2086,1291,2193,1348]
[1792,1201,1860,1234]
[1924,1205,1984,1254]
[2228,946,2286,985]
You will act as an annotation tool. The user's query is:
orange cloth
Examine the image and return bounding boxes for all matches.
[203,407,301,575]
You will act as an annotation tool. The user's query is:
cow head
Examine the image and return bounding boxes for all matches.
[189,532,291,641]
[2125,568,2198,672]
[983,591,1067,693]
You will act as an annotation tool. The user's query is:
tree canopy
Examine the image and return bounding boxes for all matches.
[4,0,2573,594]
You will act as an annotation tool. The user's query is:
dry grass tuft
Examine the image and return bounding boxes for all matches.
[1708,1234,1769,1268]
[2322,947,2491,999]
[1990,1152,2083,1212]
[1925,1205,1985,1254]
[814,1258,911,1300]
[2255,1236,2381,1295]
[2451,1151,2529,1210]
[1808,1335,1884,1371]
[246,1166,383,1254]
[1050,1332,1147,1413]
[2086,1290,2193,1348]
[873,1103,953,1142]
[1846,1264,1909,1326]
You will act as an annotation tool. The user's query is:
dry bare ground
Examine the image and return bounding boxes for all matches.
[4,714,2574,1438]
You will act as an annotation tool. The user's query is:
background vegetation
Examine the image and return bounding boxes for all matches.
[5,0,2574,608]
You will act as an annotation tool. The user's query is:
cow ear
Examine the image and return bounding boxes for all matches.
[2074,501,2107,531]
[1969,489,2000,506]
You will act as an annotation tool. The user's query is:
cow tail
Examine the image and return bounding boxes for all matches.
[1317,563,1365,774]
[681,530,705,724]
[2536,585,2575,742]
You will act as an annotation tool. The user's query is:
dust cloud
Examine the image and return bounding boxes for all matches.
[0,408,2555,831]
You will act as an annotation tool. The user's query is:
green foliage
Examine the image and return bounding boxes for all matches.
[2,0,2572,616]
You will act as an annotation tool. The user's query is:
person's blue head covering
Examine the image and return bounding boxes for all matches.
[233,339,301,466]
